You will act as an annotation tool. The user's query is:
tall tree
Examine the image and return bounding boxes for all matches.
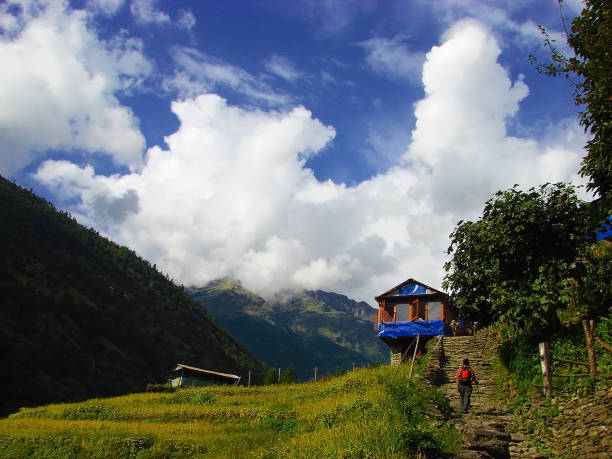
[443,183,596,334]
[559,240,612,375]
[534,1,612,206]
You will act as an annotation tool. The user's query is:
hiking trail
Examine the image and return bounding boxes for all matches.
[424,335,543,458]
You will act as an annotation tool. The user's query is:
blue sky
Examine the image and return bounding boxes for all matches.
[0,0,591,304]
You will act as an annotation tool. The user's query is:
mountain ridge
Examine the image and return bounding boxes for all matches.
[0,176,263,416]
[189,279,387,375]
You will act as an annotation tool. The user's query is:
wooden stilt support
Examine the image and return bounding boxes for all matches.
[409,334,421,380]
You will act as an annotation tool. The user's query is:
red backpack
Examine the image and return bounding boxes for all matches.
[459,368,471,385]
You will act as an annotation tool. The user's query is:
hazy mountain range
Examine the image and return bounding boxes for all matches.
[190,279,388,378]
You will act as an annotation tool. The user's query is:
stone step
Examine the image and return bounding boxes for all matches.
[431,336,518,458]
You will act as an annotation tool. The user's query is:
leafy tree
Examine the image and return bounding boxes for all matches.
[532,1,612,205]
[280,365,295,384]
[264,368,278,385]
[560,241,612,324]
[559,240,612,375]
[334,366,346,377]
[443,183,595,334]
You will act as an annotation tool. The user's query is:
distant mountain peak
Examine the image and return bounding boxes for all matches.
[190,281,387,372]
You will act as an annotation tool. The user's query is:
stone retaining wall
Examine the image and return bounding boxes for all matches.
[514,386,611,458]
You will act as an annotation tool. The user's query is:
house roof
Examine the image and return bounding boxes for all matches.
[172,364,241,380]
[375,278,446,302]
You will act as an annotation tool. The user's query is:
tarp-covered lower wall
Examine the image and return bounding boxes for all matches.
[377,320,445,338]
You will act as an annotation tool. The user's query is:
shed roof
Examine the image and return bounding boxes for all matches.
[172,364,241,381]
[375,278,446,302]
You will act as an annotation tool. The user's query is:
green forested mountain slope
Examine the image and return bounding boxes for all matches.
[190,280,388,374]
[0,176,263,416]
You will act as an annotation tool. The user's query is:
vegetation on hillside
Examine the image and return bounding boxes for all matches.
[0,365,459,458]
[190,280,388,377]
[0,176,263,417]
[443,183,599,333]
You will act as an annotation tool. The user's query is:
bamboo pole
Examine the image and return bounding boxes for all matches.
[408,334,420,380]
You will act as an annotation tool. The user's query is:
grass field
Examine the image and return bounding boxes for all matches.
[0,365,459,458]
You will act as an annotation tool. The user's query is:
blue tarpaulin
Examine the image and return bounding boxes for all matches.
[377,320,445,338]
[597,217,612,241]
[398,283,426,295]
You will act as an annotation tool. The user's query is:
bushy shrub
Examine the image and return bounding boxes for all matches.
[280,366,295,384]
[145,383,176,393]
[61,404,125,421]
[258,404,297,433]
[167,389,216,405]
[95,435,154,457]
[263,368,278,385]
[397,422,445,458]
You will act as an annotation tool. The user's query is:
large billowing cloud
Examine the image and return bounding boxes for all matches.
[34,19,586,304]
[0,1,148,176]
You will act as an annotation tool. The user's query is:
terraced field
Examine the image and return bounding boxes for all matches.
[0,366,458,458]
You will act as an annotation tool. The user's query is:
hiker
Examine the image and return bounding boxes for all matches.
[455,358,478,414]
[451,320,459,336]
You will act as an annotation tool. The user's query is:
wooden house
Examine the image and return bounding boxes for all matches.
[374,278,456,365]
[170,364,241,387]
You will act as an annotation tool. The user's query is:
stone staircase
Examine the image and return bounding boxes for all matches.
[424,335,541,458]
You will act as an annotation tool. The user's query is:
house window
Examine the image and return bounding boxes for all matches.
[428,301,442,320]
[396,304,410,321]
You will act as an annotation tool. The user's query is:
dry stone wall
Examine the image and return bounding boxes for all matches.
[514,386,611,458]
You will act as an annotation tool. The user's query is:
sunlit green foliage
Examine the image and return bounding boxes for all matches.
[443,183,595,333]
[497,311,612,403]
[0,366,459,458]
[532,0,612,204]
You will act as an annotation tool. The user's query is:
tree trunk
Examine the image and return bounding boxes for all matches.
[583,319,597,377]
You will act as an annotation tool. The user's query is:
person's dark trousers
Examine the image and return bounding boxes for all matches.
[459,384,472,413]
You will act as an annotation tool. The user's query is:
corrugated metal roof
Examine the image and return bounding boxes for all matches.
[172,363,241,380]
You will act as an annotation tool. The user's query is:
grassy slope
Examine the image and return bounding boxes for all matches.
[190,281,388,373]
[0,176,264,416]
[0,365,458,458]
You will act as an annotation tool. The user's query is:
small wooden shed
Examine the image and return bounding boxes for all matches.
[170,364,241,387]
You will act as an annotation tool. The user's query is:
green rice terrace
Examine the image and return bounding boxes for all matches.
[0,365,459,458]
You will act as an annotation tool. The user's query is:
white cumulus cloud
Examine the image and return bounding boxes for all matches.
[35,19,587,304]
[0,1,149,176]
